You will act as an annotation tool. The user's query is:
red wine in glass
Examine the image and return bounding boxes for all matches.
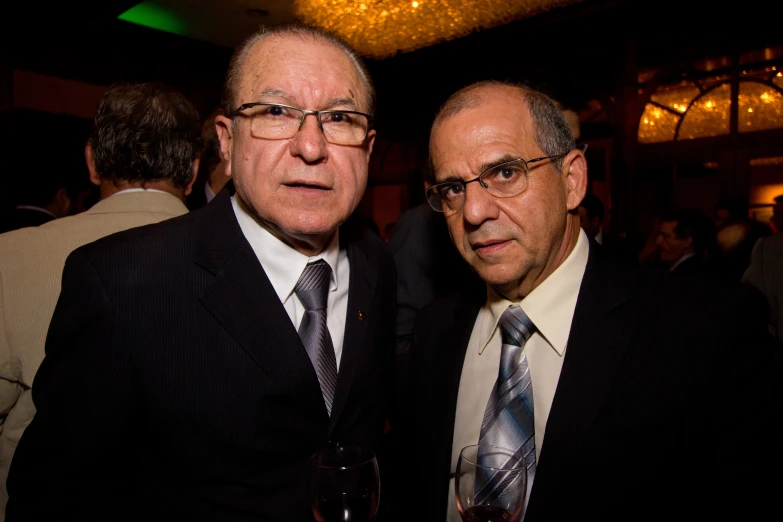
[312,492,379,522]
[310,446,380,522]
[462,505,514,522]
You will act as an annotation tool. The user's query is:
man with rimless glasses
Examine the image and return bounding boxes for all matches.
[7,25,395,521]
[397,81,782,521]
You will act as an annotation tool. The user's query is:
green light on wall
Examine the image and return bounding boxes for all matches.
[118,2,189,36]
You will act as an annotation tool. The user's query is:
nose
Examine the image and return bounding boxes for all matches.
[460,180,498,226]
[289,113,328,164]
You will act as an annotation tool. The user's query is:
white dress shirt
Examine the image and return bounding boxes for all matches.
[231,195,350,369]
[205,182,216,203]
[446,229,590,521]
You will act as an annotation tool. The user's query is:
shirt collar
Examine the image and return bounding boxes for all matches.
[205,182,216,203]
[111,188,170,196]
[231,195,339,303]
[479,229,590,356]
[670,252,695,271]
[15,205,56,218]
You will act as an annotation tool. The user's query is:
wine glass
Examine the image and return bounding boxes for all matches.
[309,445,380,522]
[455,444,528,522]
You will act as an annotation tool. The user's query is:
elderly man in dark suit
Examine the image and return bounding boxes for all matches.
[7,25,395,521]
[397,81,782,522]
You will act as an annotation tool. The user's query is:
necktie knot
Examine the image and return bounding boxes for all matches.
[498,305,535,347]
[295,260,331,311]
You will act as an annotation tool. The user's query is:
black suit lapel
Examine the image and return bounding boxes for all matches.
[193,191,326,416]
[528,241,636,514]
[328,225,378,432]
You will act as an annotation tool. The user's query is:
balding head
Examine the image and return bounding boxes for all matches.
[221,24,375,117]
[428,81,576,184]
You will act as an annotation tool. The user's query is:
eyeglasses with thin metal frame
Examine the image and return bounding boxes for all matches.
[425,154,569,214]
[230,102,375,146]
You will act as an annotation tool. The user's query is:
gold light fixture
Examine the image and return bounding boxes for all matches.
[293,0,585,59]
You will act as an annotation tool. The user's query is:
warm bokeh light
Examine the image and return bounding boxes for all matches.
[293,0,585,59]
[739,82,783,133]
[638,103,679,143]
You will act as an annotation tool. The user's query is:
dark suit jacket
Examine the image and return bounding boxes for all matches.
[398,241,782,522]
[6,189,396,521]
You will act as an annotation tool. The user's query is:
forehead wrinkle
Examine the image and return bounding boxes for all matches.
[240,37,367,110]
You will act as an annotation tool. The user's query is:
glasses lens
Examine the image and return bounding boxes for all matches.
[249,104,303,139]
[426,182,465,213]
[480,160,529,197]
[321,111,369,145]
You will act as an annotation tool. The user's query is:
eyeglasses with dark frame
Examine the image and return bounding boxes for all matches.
[425,154,569,214]
[231,102,374,146]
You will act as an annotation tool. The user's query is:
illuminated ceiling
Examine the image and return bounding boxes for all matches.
[118,0,586,59]
[293,0,586,59]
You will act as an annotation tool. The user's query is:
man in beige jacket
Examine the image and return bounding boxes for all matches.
[0,81,201,515]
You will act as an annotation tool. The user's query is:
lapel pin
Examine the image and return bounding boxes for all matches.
[358,310,366,322]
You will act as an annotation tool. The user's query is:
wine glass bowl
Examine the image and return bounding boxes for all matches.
[309,445,380,522]
[455,444,527,522]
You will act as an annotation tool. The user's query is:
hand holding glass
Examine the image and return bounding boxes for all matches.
[455,444,528,522]
[309,445,380,522]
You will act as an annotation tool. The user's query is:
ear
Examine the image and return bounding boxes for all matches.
[215,115,233,178]
[184,157,200,197]
[562,149,588,211]
[85,143,100,186]
[364,129,376,160]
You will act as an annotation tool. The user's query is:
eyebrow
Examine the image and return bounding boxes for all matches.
[476,155,521,174]
[253,91,360,111]
[257,88,292,101]
[325,97,360,111]
[436,154,522,184]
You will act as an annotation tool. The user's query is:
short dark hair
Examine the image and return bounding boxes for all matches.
[579,193,604,222]
[428,80,575,184]
[660,208,712,252]
[220,24,375,117]
[774,194,783,204]
[89,82,201,189]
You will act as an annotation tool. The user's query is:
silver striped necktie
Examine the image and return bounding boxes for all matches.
[294,260,338,416]
[477,304,537,502]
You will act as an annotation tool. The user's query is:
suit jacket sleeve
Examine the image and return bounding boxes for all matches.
[6,249,136,520]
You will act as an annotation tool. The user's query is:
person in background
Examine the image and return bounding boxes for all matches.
[6,25,394,522]
[397,80,782,522]
[0,110,91,233]
[655,208,712,275]
[713,218,771,281]
[0,81,201,518]
[187,109,231,209]
[714,198,748,229]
